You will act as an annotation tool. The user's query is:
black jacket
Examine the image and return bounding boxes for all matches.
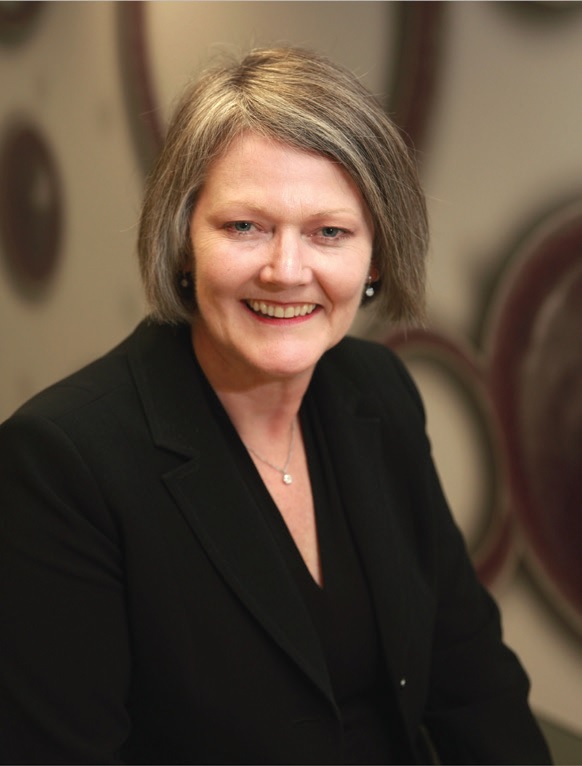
[0,321,550,764]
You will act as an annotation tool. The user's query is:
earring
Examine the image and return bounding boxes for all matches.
[179,272,192,289]
[364,275,375,298]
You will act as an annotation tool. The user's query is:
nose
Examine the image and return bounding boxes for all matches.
[259,229,310,286]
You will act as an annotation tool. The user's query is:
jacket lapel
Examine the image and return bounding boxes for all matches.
[310,357,426,759]
[309,359,412,693]
[162,439,336,704]
[128,322,335,705]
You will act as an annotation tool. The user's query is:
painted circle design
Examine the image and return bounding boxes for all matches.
[0,123,63,293]
[388,199,582,631]
[487,201,582,627]
[385,328,514,587]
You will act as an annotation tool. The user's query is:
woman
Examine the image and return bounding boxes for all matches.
[0,48,550,764]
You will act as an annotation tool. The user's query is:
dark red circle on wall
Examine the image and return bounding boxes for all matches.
[384,327,516,588]
[0,123,63,293]
[487,200,582,627]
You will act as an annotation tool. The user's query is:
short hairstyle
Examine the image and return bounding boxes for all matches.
[137,46,428,324]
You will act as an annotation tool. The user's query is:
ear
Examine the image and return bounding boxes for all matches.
[368,263,380,282]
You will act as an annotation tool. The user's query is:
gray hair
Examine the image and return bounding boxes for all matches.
[138,46,428,324]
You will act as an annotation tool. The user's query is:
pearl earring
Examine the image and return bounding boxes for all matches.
[365,276,375,298]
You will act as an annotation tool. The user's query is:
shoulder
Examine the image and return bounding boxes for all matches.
[3,320,182,427]
[319,335,425,419]
[0,320,196,470]
[0,322,176,454]
[323,335,416,385]
[6,333,137,427]
[0,335,142,491]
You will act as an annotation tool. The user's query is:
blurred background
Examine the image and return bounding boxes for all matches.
[1,2,581,760]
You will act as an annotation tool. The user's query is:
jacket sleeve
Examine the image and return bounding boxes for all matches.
[423,459,551,764]
[392,354,552,765]
[0,413,130,764]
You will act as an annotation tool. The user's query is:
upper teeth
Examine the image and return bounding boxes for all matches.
[248,301,316,318]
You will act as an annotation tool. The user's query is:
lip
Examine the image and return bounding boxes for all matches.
[244,300,320,323]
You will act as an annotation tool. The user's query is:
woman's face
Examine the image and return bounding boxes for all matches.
[189,132,375,387]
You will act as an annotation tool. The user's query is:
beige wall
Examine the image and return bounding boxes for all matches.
[1,0,581,740]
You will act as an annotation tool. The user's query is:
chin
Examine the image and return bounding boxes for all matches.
[252,353,320,382]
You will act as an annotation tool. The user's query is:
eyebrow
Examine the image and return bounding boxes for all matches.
[213,202,361,219]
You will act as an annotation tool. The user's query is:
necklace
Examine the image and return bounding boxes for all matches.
[245,420,295,485]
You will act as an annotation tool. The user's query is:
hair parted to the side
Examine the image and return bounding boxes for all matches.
[137,46,429,325]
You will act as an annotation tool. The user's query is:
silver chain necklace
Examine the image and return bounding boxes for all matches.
[245,420,295,485]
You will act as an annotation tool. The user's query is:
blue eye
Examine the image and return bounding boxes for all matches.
[232,221,253,232]
[321,227,342,238]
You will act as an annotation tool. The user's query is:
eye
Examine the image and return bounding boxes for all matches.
[314,226,351,244]
[320,227,343,238]
[226,221,255,233]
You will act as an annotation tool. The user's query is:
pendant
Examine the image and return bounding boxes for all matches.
[282,473,293,485]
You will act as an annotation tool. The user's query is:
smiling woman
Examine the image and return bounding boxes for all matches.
[0,47,550,765]
[188,133,375,387]
[138,47,427,327]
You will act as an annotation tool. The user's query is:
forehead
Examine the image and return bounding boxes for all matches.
[199,132,368,216]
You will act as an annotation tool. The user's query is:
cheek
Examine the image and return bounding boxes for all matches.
[191,244,223,293]
[193,254,248,316]
[327,263,369,303]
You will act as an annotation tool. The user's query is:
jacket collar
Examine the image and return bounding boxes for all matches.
[127,321,411,715]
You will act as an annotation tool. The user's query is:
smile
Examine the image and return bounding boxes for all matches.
[246,300,318,319]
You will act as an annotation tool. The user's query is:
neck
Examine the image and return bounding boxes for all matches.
[191,329,312,443]
[216,386,303,447]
